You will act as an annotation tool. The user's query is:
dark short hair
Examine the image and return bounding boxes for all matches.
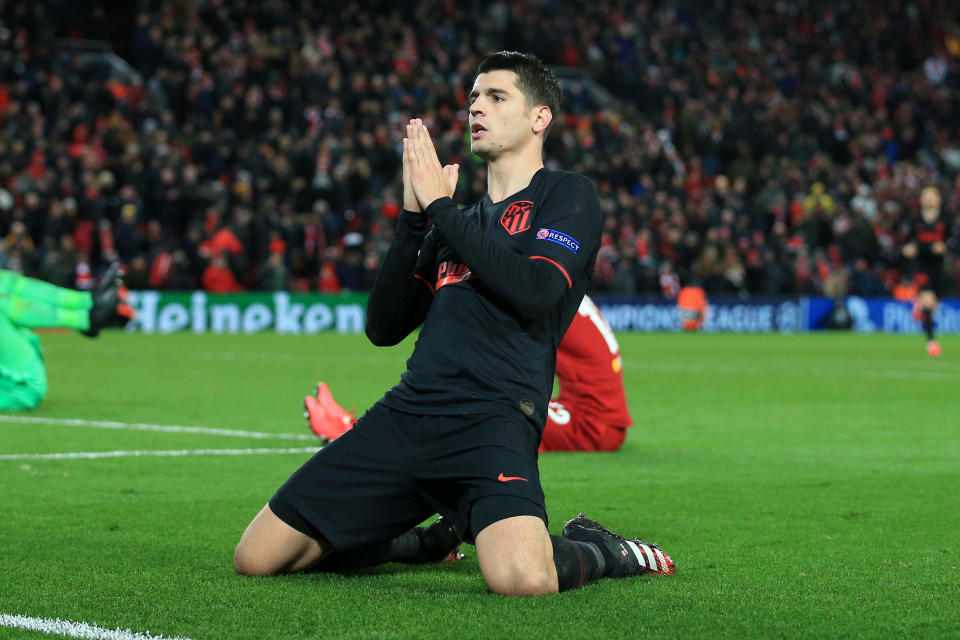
[475,51,561,139]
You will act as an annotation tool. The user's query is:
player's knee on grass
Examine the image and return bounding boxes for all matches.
[479,552,558,596]
[482,565,557,596]
[232,545,266,576]
[475,515,558,596]
[233,537,322,577]
[234,504,328,576]
[233,530,288,576]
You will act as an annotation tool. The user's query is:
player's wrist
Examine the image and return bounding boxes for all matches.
[423,196,455,219]
[398,209,429,235]
[403,196,421,213]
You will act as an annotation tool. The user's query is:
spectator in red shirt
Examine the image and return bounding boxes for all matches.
[201,253,242,293]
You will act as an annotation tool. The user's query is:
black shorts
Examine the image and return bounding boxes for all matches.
[918,268,943,295]
[269,402,546,550]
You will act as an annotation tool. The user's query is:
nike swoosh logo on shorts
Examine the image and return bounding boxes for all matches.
[497,473,528,482]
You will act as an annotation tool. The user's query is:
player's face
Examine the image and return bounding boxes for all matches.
[468,70,539,160]
[921,187,941,222]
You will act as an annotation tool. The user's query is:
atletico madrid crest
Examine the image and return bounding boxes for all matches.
[500,200,534,235]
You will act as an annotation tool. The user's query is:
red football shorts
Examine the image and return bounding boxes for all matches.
[539,399,627,452]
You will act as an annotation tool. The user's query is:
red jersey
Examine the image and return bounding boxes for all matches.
[554,296,632,429]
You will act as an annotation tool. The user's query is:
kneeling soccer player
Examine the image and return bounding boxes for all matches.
[234,52,674,595]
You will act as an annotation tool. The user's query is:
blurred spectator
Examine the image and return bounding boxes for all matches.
[256,251,289,292]
[317,261,341,294]
[114,203,142,263]
[124,255,150,290]
[167,250,198,291]
[202,253,242,293]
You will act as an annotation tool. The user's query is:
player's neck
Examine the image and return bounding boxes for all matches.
[485,149,544,203]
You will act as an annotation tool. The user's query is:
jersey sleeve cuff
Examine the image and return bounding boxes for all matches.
[424,197,457,220]
[412,273,435,294]
[397,209,428,236]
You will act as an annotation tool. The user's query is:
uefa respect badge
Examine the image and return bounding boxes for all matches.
[535,228,580,254]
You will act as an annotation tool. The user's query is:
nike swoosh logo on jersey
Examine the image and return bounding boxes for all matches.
[497,473,528,482]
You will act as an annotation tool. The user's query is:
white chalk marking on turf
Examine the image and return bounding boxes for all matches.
[0,447,319,461]
[0,613,195,640]
[633,362,960,380]
[0,415,315,441]
[633,363,763,375]
[861,369,960,381]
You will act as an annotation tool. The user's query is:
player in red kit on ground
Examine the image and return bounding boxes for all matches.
[539,295,631,452]
[306,294,632,452]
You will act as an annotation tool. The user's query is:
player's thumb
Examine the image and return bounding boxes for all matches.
[444,163,460,194]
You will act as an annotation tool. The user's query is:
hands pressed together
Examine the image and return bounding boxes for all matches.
[402,118,459,213]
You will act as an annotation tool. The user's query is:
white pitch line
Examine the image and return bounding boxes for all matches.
[632,362,960,380]
[0,613,194,640]
[0,415,315,441]
[0,447,319,461]
[861,369,960,381]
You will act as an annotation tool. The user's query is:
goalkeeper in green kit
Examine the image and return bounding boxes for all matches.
[0,264,134,410]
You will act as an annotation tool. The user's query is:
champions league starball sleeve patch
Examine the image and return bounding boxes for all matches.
[535,228,581,254]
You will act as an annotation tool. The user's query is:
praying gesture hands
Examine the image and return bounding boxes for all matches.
[402,119,459,212]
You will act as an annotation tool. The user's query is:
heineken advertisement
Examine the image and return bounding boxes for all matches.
[126,291,368,335]
[124,291,960,335]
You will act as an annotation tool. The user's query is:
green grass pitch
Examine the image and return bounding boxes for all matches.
[1,330,958,639]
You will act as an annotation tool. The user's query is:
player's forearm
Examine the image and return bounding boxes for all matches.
[426,197,569,319]
[365,212,433,346]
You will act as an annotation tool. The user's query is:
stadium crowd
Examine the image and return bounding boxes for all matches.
[1,0,959,298]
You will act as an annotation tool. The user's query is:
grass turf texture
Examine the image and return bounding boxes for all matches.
[1,330,958,640]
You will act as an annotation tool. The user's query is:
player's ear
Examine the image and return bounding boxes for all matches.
[532,106,552,136]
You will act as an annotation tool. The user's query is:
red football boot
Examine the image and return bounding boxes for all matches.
[304,382,356,441]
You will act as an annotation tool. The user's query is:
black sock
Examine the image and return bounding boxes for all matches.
[550,535,606,591]
[389,528,427,562]
[319,528,424,572]
[922,310,935,341]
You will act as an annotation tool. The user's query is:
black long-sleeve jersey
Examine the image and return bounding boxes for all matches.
[365,168,601,430]
[908,216,948,271]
